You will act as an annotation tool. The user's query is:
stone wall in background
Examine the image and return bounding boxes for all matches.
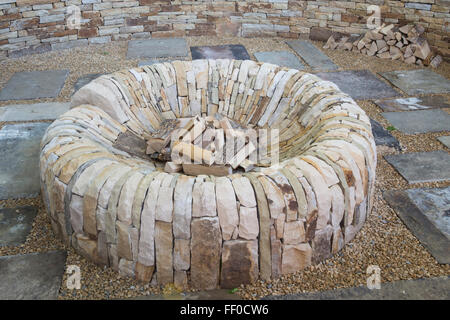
[0,0,448,60]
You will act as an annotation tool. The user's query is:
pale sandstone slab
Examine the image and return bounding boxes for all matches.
[283,221,306,245]
[155,221,173,285]
[192,180,217,217]
[281,243,312,275]
[174,238,190,271]
[231,176,257,208]
[215,177,239,240]
[173,175,195,239]
[238,206,259,240]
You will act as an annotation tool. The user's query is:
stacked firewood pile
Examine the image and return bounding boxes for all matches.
[146,115,273,176]
[324,23,442,68]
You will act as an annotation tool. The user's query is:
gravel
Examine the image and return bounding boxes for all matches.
[0,36,449,300]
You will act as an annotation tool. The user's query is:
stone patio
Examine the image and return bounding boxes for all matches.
[0,122,50,200]
[384,151,450,184]
[374,96,450,112]
[382,109,450,134]
[126,38,189,59]
[380,69,450,95]
[370,119,401,152]
[254,51,305,70]
[0,70,69,101]
[190,44,250,60]
[315,70,398,100]
[286,40,338,71]
[0,206,38,247]
[0,102,70,122]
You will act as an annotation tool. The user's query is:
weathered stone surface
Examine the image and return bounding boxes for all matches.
[380,69,450,95]
[382,109,450,134]
[238,206,259,240]
[0,70,69,101]
[0,122,50,200]
[191,44,250,60]
[0,250,67,300]
[281,243,312,274]
[73,73,104,92]
[215,177,239,240]
[135,261,154,283]
[374,96,450,112]
[220,240,259,289]
[155,221,173,285]
[312,225,333,264]
[127,38,188,59]
[174,238,190,271]
[191,217,221,290]
[173,175,195,239]
[385,151,450,184]
[0,102,70,122]
[192,180,217,217]
[283,221,306,245]
[316,70,398,100]
[0,206,38,247]
[258,175,285,220]
[231,176,256,208]
[286,40,338,71]
[370,118,401,152]
[254,51,305,70]
[437,136,450,149]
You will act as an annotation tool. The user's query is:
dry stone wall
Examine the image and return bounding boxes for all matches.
[40,59,377,289]
[0,0,448,60]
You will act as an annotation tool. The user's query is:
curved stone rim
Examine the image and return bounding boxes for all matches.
[40,59,376,289]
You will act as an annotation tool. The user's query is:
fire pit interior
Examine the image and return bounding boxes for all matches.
[40,59,376,290]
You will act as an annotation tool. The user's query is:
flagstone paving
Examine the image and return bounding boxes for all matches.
[286,40,338,71]
[253,51,305,70]
[384,151,450,184]
[0,122,50,200]
[384,190,450,264]
[380,69,450,95]
[0,102,70,122]
[0,250,67,300]
[0,70,69,101]
[437,136,450,148]
[315,70,398,100]
[374,95,450,112]
[190,44,250,60]
[73,73,104,93]
[382,109,450,134]
[138,58,186,67]
[0,206,38,247]
[263,276,450,300]
[405,186,450,240]
[126,38,189,59]
[370,119,401,152]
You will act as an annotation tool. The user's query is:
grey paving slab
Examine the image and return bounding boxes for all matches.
[384,190,450,264]
[190,44,250,60]
[406,186,450,240]
[0,206,38,247]
[437,136,450,148]
[379,69,450,95]
[0,122,50,200]
[315,70,399,100]
[73,73,104,92]
[374,95,450,112]
[0,250,67,299]
[0,102,70,122]
[370,119,401,151]
[127,38,188,59]
[382,109,450,134]
[263,276,450,300]
[286,40,338,71]
[0,70,69,101]
[384,151,450,184]
[254,51,305,70]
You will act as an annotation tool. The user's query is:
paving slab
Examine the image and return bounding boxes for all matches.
[437,136,450,148]
[370,119,401,152]
[138,57,187,67]
[0,250,67,299]
[0,206,38,247]
[374,95,450,112]
[263,276,450,300]
[382,109,450,134]
[384,190,450,264]
[190,44,250,60]
[127,38,188,59]
[0,70,69,101]
[0,122,50,200]
[73,73,104,92]
[406,186,450,240]
[384,151,450,184]
[315,70,398,100]
[379,69,450,95]
[254,51,305,70]
[286,40,338,71]
[0,102,70,122]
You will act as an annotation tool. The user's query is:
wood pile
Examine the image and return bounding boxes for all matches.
[146,115,270,176]
[324,23,442,68]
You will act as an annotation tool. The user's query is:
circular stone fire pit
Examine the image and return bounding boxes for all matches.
[40,59,376,290]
